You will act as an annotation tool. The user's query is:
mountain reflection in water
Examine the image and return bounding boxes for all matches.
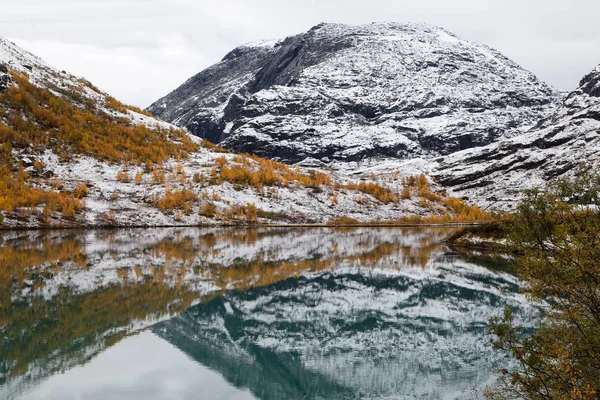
[0,227,537,400]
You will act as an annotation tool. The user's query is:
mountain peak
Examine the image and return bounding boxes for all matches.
[308,21,444,33]
[579,63,600,97]
[149,23,560,167]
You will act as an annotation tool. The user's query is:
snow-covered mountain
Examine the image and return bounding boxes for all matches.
[433,63,600,209]
[149,22,560,168]
[1,35,488,228]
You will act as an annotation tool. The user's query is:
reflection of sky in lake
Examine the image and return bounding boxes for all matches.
[19,331,256,400]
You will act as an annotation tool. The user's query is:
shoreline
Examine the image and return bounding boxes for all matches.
[0,222,484,232]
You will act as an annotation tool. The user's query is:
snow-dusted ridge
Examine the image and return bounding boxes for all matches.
[149,22,560,169]
[3,28,596,223]
[0,35,174,130]
[432,62,600,209]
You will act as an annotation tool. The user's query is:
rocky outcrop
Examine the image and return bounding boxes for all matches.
[433,63,600,210]
[149,42,279,144]
[579,65,600,97]
[0,72,12,92]
[0,63,13,91]
[149,22,560,167]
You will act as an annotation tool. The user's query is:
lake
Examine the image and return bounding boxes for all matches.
[0,227,536,400]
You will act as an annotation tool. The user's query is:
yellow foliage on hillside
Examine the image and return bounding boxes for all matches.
[0,165,82,218]
[209,154,332,190]
[154,187,198,213]
[346,181,399,204]
[224,203,259,223]
[0,72,198,165]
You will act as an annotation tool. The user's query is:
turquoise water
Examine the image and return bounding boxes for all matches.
[0,227,535,399]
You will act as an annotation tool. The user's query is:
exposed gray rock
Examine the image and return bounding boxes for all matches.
[579,65,600,97]
[149,22,560,167]
[0,64,13,91]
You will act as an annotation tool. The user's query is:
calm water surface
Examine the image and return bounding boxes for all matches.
[0,227,537,399]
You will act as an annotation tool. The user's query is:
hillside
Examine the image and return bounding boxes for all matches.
[0,36,488,228]
[149,22,560,168]
[433,63,600,209]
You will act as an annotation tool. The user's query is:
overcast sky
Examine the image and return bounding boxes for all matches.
[2,0,599,107]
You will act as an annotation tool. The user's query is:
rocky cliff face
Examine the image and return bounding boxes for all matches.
[433,64,600,209]
[149,22,560,167]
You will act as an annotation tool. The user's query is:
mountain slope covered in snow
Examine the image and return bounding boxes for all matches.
[149,22,560,168]
[433,63,600,209]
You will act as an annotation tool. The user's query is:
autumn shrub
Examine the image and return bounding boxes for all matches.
[300,170,332,189]
[401,187,411,200]
[98,210,117,225]
[345,181,398,204]
[0,166,82,217]
[116,170,129,183]
[224,203,259,223]
[51,178,64,190]
[417,173,429,190]
[442,197,490,223]
[73,183,88,199]
[155,187,198,213]
[125,104,155,118]
[419,188,442,203]
[33,159,45,172]
[192,172,202,184]
[199,202,216,218]
[60,199,76,218]
[151,169,166,185]
[210,153,334,192]
[215,156,228,168]
[331,194,338,206]
[105,96,127,113]
[246,203,258,222]
[201,140,227,153]
[218,164,259,187]
[407,176,418,188]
